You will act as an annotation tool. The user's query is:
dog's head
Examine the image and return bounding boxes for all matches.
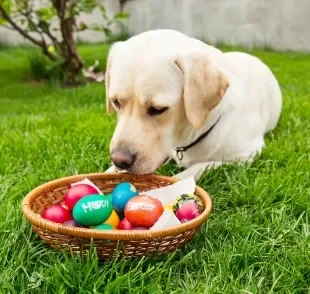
[105,38,229,174]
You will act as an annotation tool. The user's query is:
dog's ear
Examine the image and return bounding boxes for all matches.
[175,51,229,129]
[105,47,115,114]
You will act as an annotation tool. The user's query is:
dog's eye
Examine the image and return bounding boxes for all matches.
[147,107,169,116]
[112,99,121,109]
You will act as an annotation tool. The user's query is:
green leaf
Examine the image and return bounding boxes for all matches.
[38,20,49,32]
[15,0,28,12]
[102,13,109,21]
[0,18,8,25]
[0,0,13,15]
[103,27,112,37]
[99,4,106,13]
[100,5,109,21]
[28,21,37,32]
[72,6,80,16]
[78,0,97,14]
[90,24,102,32]
[114,12,129,19]
[36,7,56,22]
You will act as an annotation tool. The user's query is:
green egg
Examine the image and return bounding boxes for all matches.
[94,223,113,230]
[73,194,112,226]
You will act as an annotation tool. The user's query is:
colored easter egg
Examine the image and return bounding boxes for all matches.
[73,194,112,226]
[94,223,113,230]
[175,201,201,223]
[62,219,84,227]
[41,204,73,223]
[103,209,120,228]
[124,195,164,228]
[173,194,203,214]
[117,218,135,230]
[132,227,148,230]
[112,182,139,214]
[164,204,174,211]
[65,184,100,210]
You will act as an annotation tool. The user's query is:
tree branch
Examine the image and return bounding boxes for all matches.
[120,0,132,11]
[0,5,43,47]
[40,23,59,52]
[18,10,57,61]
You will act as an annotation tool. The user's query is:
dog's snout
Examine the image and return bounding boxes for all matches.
[110,149,136,170]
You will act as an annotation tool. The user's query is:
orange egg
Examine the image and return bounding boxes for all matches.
[124,195,164,228]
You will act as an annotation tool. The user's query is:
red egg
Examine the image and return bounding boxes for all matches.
[65,184,99,210]
[117,218,135,230]
[176,201,201,223]
[41,204,73,223]
[124,195,164,228]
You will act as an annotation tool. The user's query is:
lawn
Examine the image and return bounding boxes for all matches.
[0,43,309,293]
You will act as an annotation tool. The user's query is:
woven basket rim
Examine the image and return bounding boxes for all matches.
[22,172,212,241]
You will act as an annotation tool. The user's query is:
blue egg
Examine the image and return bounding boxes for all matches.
[112,182,139,214]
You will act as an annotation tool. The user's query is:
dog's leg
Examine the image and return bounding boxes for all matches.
[174,152,258,181]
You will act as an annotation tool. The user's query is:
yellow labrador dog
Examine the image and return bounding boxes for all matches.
[104,29,282,180]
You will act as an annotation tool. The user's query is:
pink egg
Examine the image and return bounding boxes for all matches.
[65,184,99,210]
[117,218,135,230]
[176,202,201,223]
[41,204,73,223]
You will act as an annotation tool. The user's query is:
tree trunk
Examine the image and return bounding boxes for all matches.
[60,17,84,85]
[52,0,84,85]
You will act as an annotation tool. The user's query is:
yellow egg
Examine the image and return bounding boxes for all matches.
[103,210,120,228]
[164,204,174,211]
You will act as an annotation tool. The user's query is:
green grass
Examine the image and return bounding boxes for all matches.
[0,43,310,294]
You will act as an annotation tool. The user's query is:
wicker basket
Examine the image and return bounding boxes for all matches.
[22,173,212,260]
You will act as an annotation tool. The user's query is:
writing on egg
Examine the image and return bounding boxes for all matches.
[82,200,110,212]
[126,202,156,211]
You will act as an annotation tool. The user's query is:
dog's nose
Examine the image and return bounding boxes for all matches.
[110,149,136,170]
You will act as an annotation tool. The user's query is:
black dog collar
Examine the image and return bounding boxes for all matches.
[174,116,221,160]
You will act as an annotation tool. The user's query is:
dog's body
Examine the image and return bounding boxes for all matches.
[104,30,282,180]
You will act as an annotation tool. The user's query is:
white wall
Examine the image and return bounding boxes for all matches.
[123,0,310,52]
[1,0,310,52]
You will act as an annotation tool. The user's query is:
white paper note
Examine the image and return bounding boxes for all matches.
[144,176,196,206]
[150,209,181,230]
[71,178,103,195]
